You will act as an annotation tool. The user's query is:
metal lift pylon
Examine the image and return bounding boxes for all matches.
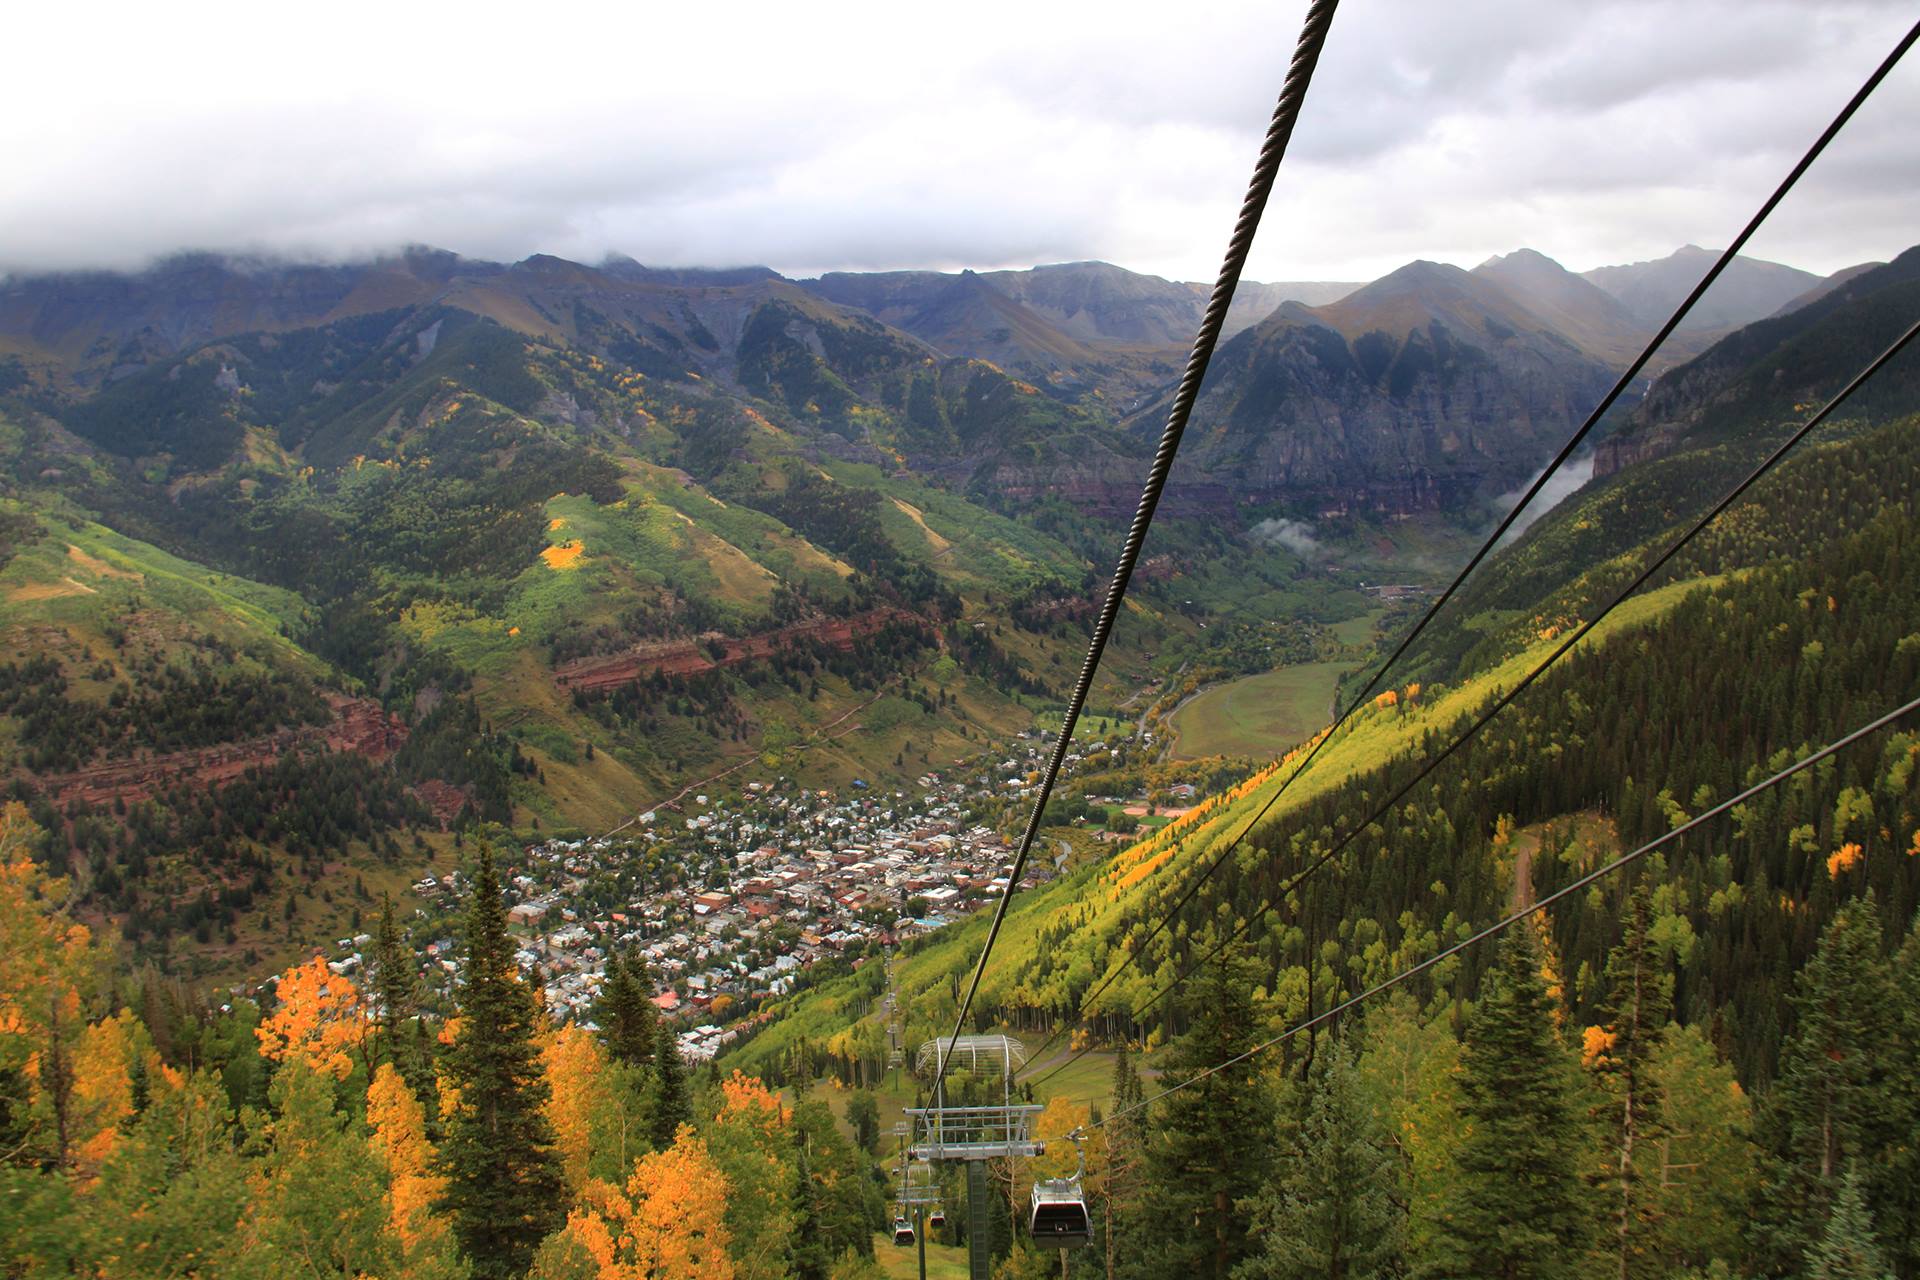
[904,1035,1043,1280]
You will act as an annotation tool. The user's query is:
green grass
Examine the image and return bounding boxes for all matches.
[1168,660,1347,759]
[1031,709,1129,742]
[1330,610,1382,646]
[0,516,324,675]
[871,1232,972,1278]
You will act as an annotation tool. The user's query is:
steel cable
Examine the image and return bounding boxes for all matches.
[1015,15,1920,1085]
[1076,691,1920,1130]
[931,0,1344,1096]
[1025,311,1920,1091]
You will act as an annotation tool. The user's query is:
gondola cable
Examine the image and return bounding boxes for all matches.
[1069,690,1920,1131]
[1014,10,1920,1085]
[1024,311,1920,1091]
[930,0,1344,1095]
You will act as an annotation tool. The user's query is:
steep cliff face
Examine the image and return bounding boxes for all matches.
[1159,261,1618,513]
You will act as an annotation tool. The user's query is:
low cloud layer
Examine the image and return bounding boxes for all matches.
[1493,454,1600,544]
[1249,517,1324,559]
[3,0,1915,281]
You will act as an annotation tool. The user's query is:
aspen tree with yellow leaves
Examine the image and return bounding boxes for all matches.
[255,953,369,1081]
[540,1129,737,1280]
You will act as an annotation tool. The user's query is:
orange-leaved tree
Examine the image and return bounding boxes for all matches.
[0,800,113,1174]
[551,1128,736,1280]
[255,954,367,1080]
[544,1023,610,1196]
[367,1062,456,1266]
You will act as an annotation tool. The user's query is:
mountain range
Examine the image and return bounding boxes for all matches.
[1,232,1910,979]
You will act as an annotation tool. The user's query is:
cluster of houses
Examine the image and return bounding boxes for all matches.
[378,726,1155,1062]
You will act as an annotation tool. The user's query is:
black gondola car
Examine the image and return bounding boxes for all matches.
[1029,1178,1091,1247]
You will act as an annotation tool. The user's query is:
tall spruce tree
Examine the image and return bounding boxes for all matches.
[1750,893,1903,1276]
[436,841,565,1279]
[651,1018,691,1150]
[1430,925,1591,1280]
[1593,880,1673,1280]
[1885,909,1920,1277]
[594,950,657,1070]
[1128,942,1275,1280]
[368,894,421,1076]
[1106,1042,1146,1280]
[1239,1034,1404,1280]
[1806,1163,1894,1280]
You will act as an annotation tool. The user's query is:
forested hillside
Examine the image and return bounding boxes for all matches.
[720,410,1920,1277]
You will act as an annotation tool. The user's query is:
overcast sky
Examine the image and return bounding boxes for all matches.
[4,0,1915,283]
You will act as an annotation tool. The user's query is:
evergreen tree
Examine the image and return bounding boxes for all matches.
[1430,926,1591,1279]
[1105,1042,1147,1279]
[1238,1034,1403,1280]
[845,1088,880,1154]
[1750,894,1902,1275]
[1806,1163,1894,1280]
[369,893,421,1076]
[791,1099,882,1266]
[1874,906,1920,1278]
[1129,942,1276,1280]
[1592,880,1673,1280]
[652,1017,692,1150]
[790,1116,831,1280]
[435,841,565,1279]
[594,950,657,1070]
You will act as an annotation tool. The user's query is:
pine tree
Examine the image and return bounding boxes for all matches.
[793,1099,883,1264]
[789,1113,833,1280]
[1874,906,1920,1278]
[369,894,420,1076]
[845,1088,880,1154]
[1128,942,1276,1280]
[594,949,657,1070]
[651,1017,692,1150]
[1430,926,1591,1279]
[1592,880,1673,1280]
[1105,1042,1146,1280]
[1806,1163,1894,1280]
[1239,1034,1403,1280]
[1750,893,1902,1274]
[435,841,565,1279]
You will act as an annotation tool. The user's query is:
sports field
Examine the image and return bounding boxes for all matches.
[1167,660,1345,759]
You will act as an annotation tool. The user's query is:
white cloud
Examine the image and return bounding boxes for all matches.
[1,0,1915,280]
[1493,454,1599,544]
[1248,517,1324,559]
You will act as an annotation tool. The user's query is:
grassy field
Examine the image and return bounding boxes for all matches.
[1168,660,1347,759]
[871,1232,972,1278]
[1030,708,1129,742]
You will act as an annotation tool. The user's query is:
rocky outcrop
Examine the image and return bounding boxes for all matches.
[553,608,920,694]
[25,693,405,809]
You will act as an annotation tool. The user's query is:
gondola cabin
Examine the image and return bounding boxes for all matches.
[1029,1178,1091,1247]
[929,1208,946,1229]
[892,1217,916,1246]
